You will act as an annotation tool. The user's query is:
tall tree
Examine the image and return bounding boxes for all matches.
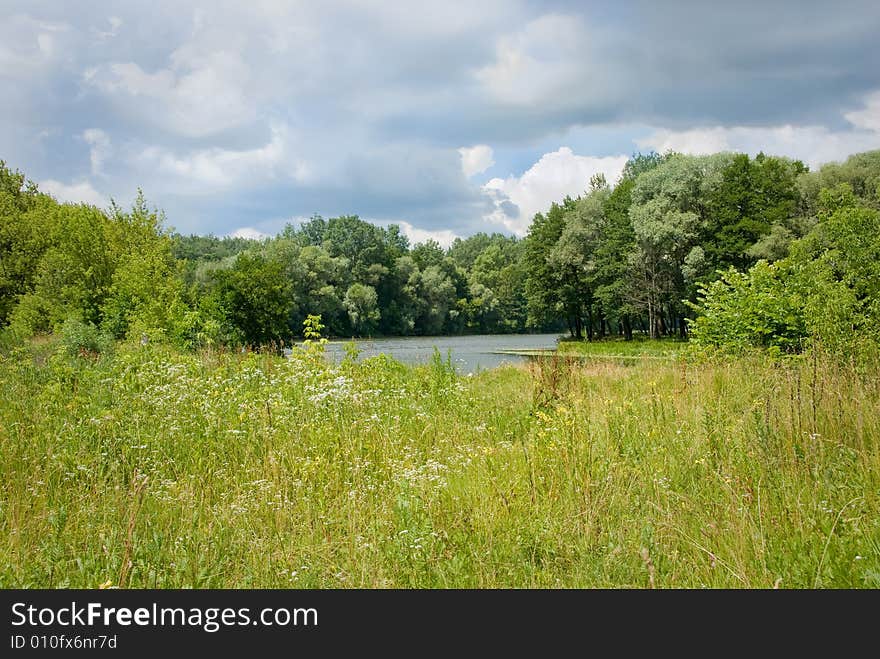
[628,153,732,337]
[524,199,577,334]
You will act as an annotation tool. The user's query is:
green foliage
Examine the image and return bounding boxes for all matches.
[59,316,114,359]
[520,150,812,344]
[10,203,115,333]
[688,263,808,354]
[411,239,445,270]
[100,192,186,340]
[0,163,54,326]
[343,283,380,335]
[690,194,880,356]
[798,149,880,215]
[703,153,805,272]
[209,252,294,347]
[416,264,458,335]
[303,313,326,341]
[524,200,574,332]
[2,180,189,346]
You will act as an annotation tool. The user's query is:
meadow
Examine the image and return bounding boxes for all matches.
[1,337,878,588]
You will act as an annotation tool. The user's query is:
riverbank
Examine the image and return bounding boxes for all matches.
[499,337,684,360]
[1,339,877,587]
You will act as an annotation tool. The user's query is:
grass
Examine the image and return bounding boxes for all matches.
[557,336,687,359]
[1,338,878,588]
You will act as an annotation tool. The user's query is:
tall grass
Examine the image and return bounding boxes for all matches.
[1,339,877,587]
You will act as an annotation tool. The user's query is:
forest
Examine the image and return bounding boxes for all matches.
[2,149,879,355]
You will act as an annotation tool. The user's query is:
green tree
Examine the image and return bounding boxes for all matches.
[100,192,187,341]
[209,252,294,347]
[550,187,608,339]
[416,265,457,335]
[523,200,575,334]
[411,239,445,270]
[703,153,805,273]
[0,162,53,326]
[690,184,880,355]
[10,202,116,334]
[343,282,380,335]
[628,153,732,337]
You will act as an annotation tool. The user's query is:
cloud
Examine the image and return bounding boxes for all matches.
[3,2,880,240]
[474,14,616,112]
[396,221,459,249]
[459,144,495,178]
[84,49,254,138]
[134,123,310,189]
[229,226,269,240]
[0,14,70,76]
[39,179,108,207]
[844,90,880,133]
[481,148,628,235]
[637,88,880,168]
[82,129,111,175]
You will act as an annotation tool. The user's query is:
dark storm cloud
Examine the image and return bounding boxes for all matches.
[1,0,878,238]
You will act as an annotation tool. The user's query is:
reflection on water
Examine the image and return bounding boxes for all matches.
[291,333,564,374]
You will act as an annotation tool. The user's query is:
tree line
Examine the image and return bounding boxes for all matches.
[524,148,880,355]
[0,165,534,346]
[1,148,878,352]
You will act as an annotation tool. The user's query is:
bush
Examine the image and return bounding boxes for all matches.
[60,316,113,360]
[687,262,808,354]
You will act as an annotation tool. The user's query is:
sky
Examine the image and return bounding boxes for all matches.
[2,1,880,246]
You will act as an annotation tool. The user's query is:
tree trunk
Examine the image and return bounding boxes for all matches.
[623,316,633,341]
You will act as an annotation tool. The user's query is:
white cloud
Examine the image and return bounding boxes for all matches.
[84,48,254,138]
[474,14,620,113]
[638,124,880,169]
[0,15,70,75]
[481,147,628,235]
[39,179,108,207]
[476,15,584,107]
[397,221,459,248]
[82,128,111,175]
[136,123,310,189]
[844,90,880,133]
[638,88,880,168]
[229,227,269,240]
[458,144,495,177]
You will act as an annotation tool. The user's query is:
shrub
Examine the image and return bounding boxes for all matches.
[59,316,113,359]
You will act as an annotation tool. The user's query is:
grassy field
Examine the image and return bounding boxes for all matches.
[1,338,878,588]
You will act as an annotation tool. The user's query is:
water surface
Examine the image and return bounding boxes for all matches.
[299,333,564,374]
